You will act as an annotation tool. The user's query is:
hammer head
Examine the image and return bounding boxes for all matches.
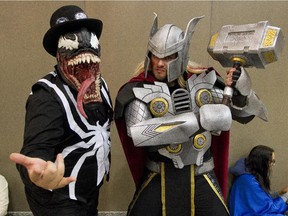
[207,21,284,68]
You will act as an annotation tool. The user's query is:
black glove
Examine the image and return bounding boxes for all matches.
[231,66,241,87]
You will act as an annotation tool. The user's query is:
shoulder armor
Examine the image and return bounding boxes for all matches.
[133,82,175,116]
[114,82,144,119]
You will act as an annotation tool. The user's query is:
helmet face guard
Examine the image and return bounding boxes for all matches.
[144,13,204,82]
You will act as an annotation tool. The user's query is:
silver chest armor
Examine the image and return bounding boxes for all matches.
[125,70,232,169]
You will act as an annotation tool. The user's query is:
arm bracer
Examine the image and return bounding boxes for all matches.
[125,99,200,147]
[125,99,152,137]
[231,68,268,122]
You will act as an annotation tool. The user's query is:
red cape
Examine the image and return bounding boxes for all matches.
[115,72,230,199]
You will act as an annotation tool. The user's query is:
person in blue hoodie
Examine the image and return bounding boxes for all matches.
[229,145,288,216]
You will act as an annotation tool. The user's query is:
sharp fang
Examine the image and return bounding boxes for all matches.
[68,53,100,66]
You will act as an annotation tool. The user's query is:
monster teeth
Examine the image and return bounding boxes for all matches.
[86,56,91,64]
[68,53,100,66]
[84,94,99,100]
[83,75,101,101]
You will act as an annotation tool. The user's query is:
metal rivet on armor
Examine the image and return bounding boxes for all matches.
[149,98,169,117]
[193,134,206,149]
[196,89,212,107]
[166,144,182,153]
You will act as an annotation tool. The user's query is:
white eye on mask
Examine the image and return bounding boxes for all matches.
[58,32,99,51]
[58,34,79,50]
[90,33,99,50]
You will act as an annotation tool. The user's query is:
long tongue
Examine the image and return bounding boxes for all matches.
[77,76,95,119]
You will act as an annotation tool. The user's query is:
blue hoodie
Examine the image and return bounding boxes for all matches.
[229,158,288,216]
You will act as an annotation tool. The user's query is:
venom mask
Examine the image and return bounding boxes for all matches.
[56,28,102,119]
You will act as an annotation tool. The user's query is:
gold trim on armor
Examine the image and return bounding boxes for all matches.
[203,174,230,214]
[127,172,157,216]
[161,162,166,216]
[155,124,178,132]
[191,165,195,216]
[196,89,212,107]
[149,98,169,117]
[193,134,206,149]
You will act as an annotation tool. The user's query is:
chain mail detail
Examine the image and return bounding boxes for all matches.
[125,99,152,137]
[210,87,224,104]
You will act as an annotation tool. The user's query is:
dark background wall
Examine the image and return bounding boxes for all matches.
[1,1,287,212]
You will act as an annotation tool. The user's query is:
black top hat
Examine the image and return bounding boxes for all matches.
[43,5,103,57]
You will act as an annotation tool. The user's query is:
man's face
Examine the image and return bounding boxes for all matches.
[151,53,177,81]
[56,27,102,118]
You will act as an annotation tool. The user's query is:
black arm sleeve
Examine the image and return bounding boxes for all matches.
[17,86,65,185]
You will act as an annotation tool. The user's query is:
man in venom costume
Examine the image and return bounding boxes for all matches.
[114,14,268,216]
[9,5,113,216]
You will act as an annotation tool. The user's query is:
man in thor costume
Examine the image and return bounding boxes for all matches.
[115,14,267,216]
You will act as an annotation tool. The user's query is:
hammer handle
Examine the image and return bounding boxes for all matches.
[222,86,234,106]
[222,62,241,106]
